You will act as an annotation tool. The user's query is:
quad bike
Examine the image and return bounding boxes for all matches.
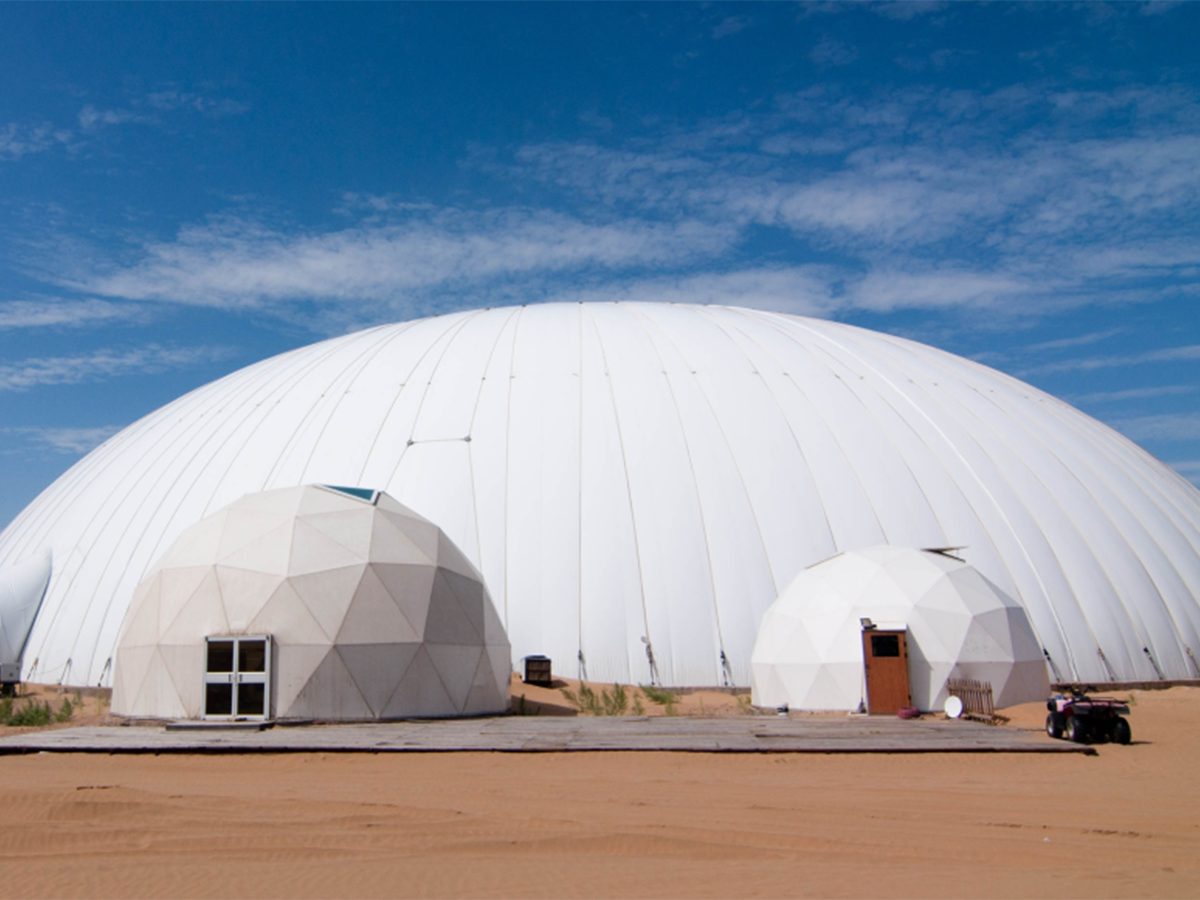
[1046,690,1131,745]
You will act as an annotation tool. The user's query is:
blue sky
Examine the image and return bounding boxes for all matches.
[1,1,1198,529]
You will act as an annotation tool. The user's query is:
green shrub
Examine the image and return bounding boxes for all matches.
[560,682,630,716]
[55,697,74,723]
[6,700,53,727]
[640,684,678,716]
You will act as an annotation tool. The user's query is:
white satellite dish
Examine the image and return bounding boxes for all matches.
[944,696,964,719]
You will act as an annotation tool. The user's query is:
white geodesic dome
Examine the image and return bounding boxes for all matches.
[3,302,1200,689]
[750,546,1051,711]
[111,485,511,721]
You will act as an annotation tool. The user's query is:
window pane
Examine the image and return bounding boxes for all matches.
[205,683,233,716]
[871,634,901,657]
[239,640,267,673]
[207,641,235,673]
[238,682,266,717]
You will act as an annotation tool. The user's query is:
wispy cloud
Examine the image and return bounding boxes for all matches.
[1019,344,1200,375]
[78,105,148,132]
[1024,329,1125,353]
[810,37,858,68]
[21,82,1200,332]
[1112,412,1200,442]
[5,425,122,454]
[1071,385,1197,405]
[70,211,735,310]
[0,298,144,330]
[796,0,1190,19]
[1169,459,1200,489]
[0,345,229,391]
[711,16,750,39]
[0,122,72,160]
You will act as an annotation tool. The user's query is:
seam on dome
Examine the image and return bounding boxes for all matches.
[628,304,730,684]
[362,313,477,485]
[583,302,653,686]
[379,311,484,490]
[500,305,527,633]
[577,303,585,678]
[709,308,842,558]
[465,306,524,632]
[727,309,886,547]
[733,309,899,547]
[294,322,427,483]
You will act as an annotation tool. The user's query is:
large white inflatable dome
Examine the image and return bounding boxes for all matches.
[2,302,1199,688]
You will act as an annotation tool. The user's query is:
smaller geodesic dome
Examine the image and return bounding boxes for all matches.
[750,546,1049,712]
[111,485,510,720]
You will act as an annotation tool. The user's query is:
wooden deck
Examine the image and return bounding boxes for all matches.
[0,714,1094,755]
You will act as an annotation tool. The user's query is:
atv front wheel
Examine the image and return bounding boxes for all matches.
[1065,716,1089,744]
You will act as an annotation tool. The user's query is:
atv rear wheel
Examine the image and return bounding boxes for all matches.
[1112,717,1131,745]
[1065,716,1089,744]
[1046,712,1064,739]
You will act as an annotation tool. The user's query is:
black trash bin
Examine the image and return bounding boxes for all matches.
[523,655,553,687]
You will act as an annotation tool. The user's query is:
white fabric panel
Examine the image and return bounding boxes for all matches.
[5,303,1200,688]
[577,307,648,684]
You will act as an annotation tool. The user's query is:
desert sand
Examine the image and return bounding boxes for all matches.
[0,685,1196,898]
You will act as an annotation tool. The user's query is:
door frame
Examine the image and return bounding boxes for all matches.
[202,635,272,720]
[861,627,912,715]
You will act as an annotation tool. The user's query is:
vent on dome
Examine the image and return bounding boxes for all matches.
[924,546,966,561]
[321,485,380,504]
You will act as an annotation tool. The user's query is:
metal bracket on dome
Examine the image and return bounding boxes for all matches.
[642,637,660,687]
[1043,648,1064,684]
[1143,646,1166,681]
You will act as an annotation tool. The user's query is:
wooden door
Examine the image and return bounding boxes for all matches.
[862,630,911,714]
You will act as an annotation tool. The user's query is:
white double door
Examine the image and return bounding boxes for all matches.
[203,636,271,719]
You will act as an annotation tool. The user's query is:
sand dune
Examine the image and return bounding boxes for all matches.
[0,686,1196,898]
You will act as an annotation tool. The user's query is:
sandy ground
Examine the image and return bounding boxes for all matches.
[0,686,1196,898]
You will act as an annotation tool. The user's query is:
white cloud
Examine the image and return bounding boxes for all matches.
[711,16,750,39]
[1024,329,1125,353]
[1021,344,1200,375]
[1140,1,1186,16]
[0,298,143,330]
[0,122,71,160]
[6,425,121,454]
[21,82,1200,332]
[810,37,858,68]
[78,105,148,132]
[1112,413,1200,442]
[0,345,227,391]
[73,211,735,310]
[144,90,250,117]
[1071,385,1197,404]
